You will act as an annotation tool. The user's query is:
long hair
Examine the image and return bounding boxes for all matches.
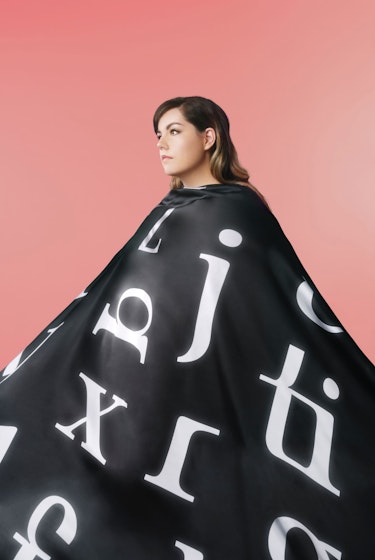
[153,96,268,205]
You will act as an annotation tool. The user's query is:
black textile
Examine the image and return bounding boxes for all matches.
[0,185,373,559]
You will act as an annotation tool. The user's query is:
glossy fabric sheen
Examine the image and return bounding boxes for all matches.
[0,185,373,559]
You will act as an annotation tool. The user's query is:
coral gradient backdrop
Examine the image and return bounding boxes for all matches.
[0,0,374,365]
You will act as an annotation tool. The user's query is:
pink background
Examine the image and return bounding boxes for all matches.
[0,0,374,367]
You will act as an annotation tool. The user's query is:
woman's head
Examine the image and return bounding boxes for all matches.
[153,96,250,190]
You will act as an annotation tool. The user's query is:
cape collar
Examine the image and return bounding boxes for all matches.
[159,184,247,207]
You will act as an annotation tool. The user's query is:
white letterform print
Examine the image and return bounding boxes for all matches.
[0,425,18,464]
[75,290,88,299]
[55,372,127,465]
[178,229,242,363]
[296,281,343,333]
[175,540,204,559]
[1,323,64,385]
[13,495,77,560]
[259,344,340,496]
[144,416,220,502]
[92,288,153,364]
[138,208,175,253]
[268,516,342,559]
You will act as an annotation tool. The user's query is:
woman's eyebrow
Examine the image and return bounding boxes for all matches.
[157,122,184,133]
[166,122,183,128]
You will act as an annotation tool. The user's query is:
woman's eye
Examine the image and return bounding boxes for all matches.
[170,129,179,135]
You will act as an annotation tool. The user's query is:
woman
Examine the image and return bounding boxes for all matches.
[153,95,265,195]
[0,96,373,559]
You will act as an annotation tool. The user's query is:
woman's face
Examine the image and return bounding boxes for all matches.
[156,107,216,187]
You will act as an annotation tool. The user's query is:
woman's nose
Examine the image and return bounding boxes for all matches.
[157,136,167,149]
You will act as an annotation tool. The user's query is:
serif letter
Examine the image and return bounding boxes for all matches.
[144,416,220,502]
[175,540,204,559]
[259,344,340,495]
[178,230,242,363]
[138,208,175,253]
[296,281,343,333]
[2,323,64,384]
[93,288,153,364]
[0,426,18,464]
[55,372,127,464]
[13,495,77,560]
[268,516,342,559]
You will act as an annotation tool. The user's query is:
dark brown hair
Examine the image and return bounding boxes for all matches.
[153,96,267,205]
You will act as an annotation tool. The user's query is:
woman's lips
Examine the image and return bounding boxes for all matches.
[161,155,172,161]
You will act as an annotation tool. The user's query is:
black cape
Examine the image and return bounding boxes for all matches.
[0,185,373,559]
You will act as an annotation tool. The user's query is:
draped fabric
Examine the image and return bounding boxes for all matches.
[0,184,373,559]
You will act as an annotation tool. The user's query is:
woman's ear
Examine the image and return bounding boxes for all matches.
[203,128,216,150]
